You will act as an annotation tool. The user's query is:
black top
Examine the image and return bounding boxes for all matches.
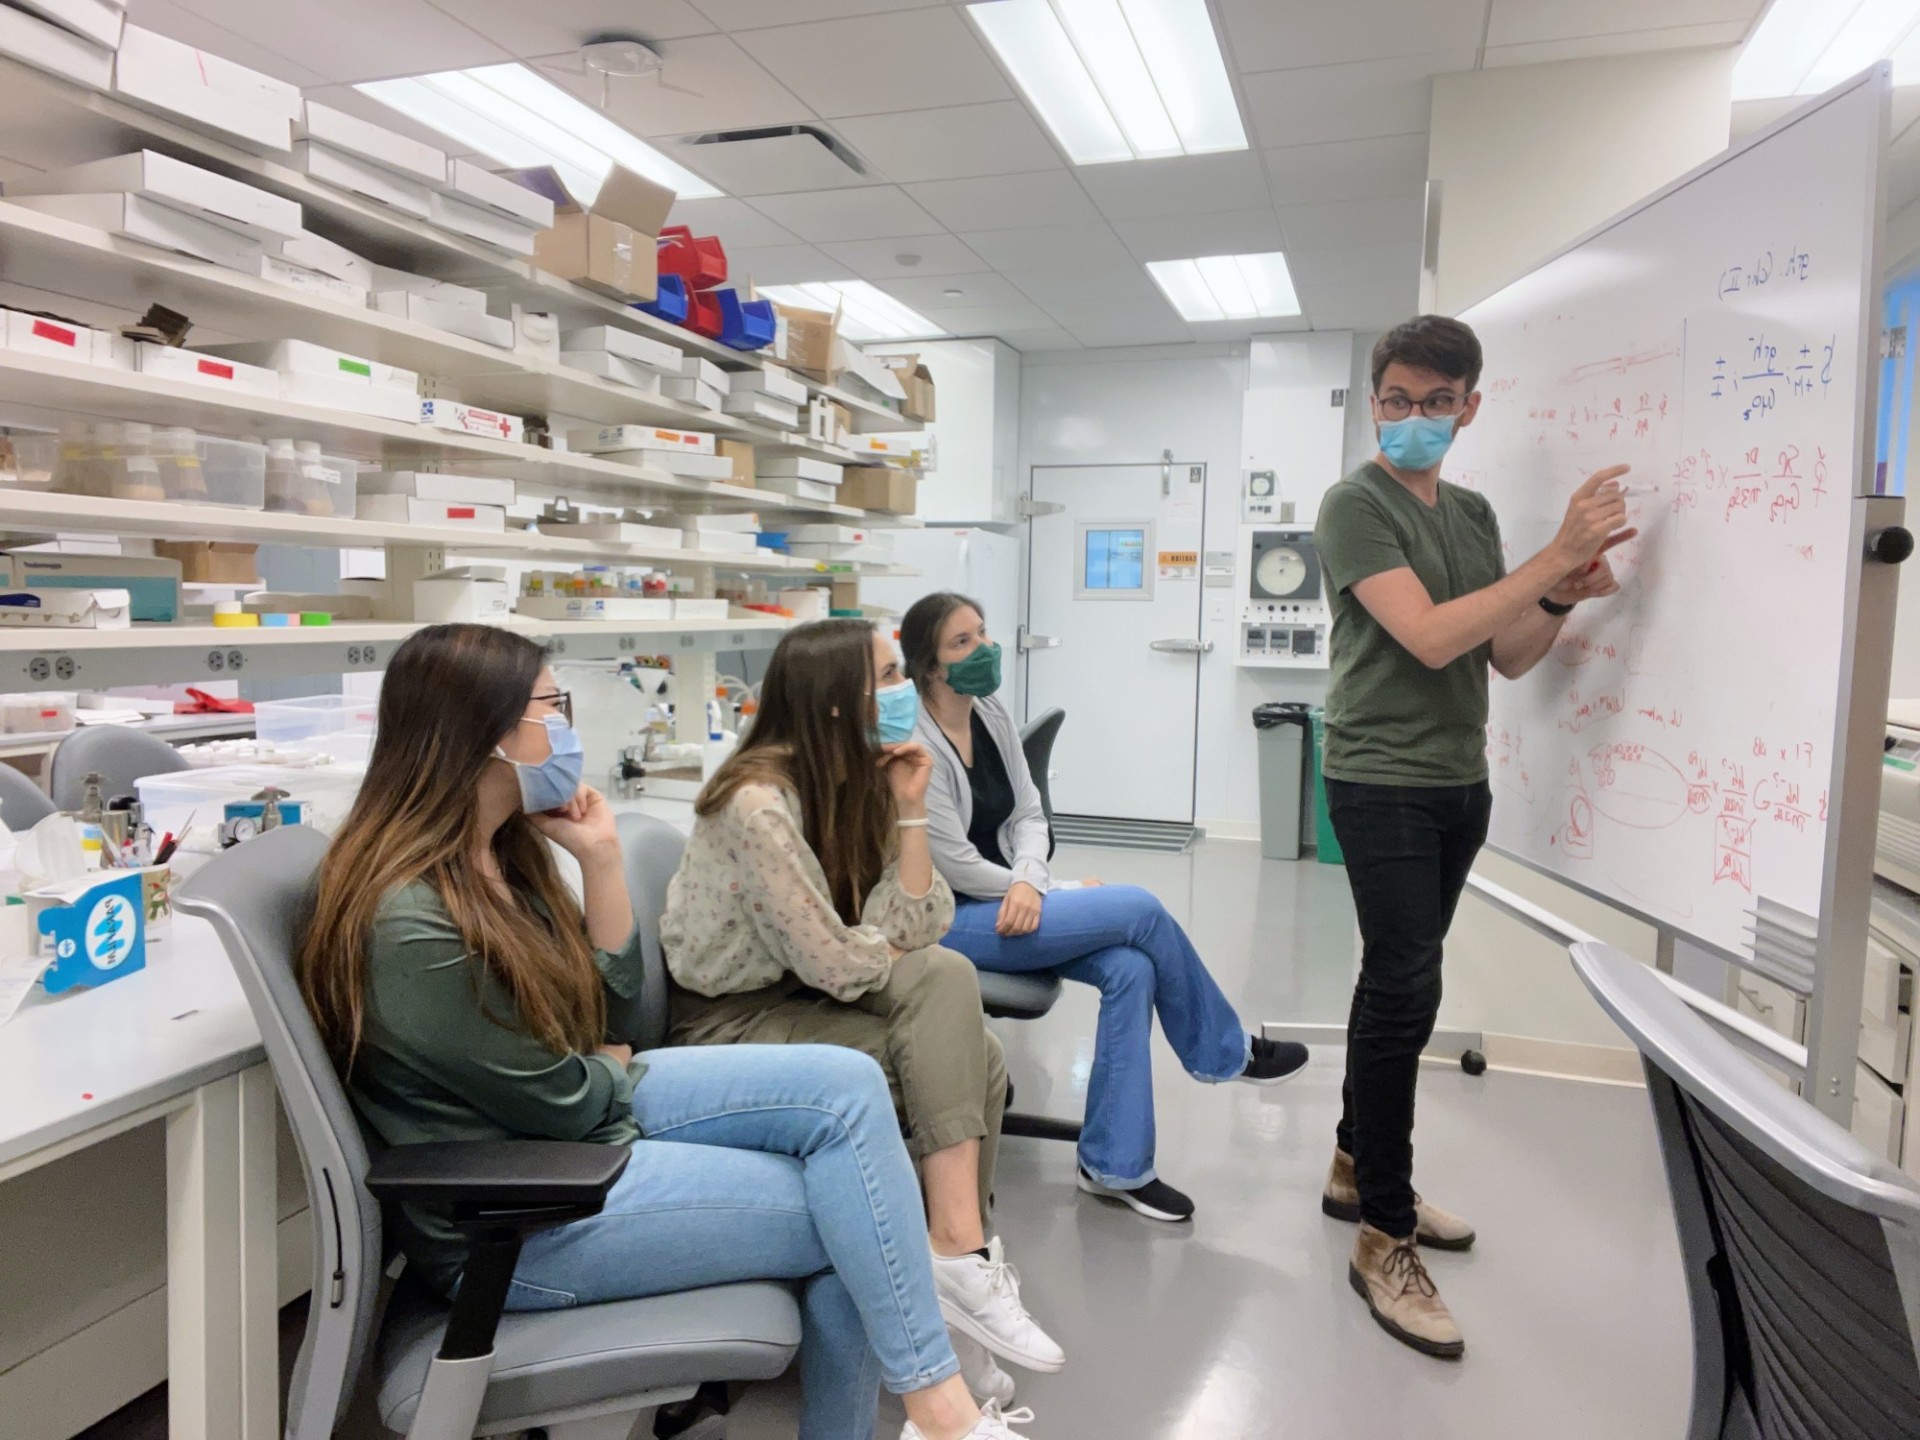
[962,709,1015,873]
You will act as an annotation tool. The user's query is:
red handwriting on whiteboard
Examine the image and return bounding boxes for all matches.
[1561,344,1682,385]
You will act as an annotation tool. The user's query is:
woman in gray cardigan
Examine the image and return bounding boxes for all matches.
[900,593,1309,1222]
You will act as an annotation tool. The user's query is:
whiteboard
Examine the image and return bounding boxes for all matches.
[1445,69,1888,963]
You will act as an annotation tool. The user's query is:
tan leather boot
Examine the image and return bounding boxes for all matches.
[1349,1223,1465,1359]
[1322,1148,1477,1251]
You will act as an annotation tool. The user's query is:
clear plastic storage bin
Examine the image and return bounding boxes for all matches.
[198,436,267,509]
[253,693,378,747]
[265,440,358,518]
[2,692,75,733]
[137,761,367,873]
[3,432,61,489]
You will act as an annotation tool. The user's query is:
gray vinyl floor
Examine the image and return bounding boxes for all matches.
[83,840,1692,1440]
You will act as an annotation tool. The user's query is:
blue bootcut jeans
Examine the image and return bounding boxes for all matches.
[501,1043,960,1440]
[944,883,1251,1187]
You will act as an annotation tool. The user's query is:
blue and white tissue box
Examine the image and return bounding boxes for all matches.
[34,872,146,993]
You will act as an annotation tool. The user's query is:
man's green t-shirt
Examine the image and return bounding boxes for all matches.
[1315,462,1506,787]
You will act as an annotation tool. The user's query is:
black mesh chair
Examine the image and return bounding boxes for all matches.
[1571,941,1920,1439]
[1019,708,1065,861]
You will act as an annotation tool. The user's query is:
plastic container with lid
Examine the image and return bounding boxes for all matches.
[136,761,368,875]
[2,431,61,489]
[198,436,266,509]
[53,422,108,497]
[253,693,378,747]
[154,426,209,501]
[109,421,166,501]
[1,691,75,733]
[265,440,358,518]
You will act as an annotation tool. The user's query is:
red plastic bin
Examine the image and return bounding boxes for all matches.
[658,226,727,290]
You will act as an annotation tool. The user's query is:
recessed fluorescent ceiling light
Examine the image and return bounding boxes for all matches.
[357,63,722,203]
[967,0,1246,164]
[1147,252,1299,321]
[757,282,946,342]
[1732,0,1920,98]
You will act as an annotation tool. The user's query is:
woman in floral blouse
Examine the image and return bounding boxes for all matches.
[664,619,1063,1408]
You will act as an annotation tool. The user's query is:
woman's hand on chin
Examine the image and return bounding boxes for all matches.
[532,784,622,863]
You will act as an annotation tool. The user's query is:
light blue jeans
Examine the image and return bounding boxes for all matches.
[505,1044,960,1440]
[947,884,1251,1187]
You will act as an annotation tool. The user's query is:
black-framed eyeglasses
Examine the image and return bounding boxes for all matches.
[1377,392,1463,420]
[530,689,573,725]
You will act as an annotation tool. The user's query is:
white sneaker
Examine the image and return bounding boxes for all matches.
[951,1329,1016,1407]
[901,1402,1037,1439]
[931,1238,1066,1373]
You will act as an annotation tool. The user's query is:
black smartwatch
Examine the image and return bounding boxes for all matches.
[1539,596,1576,617]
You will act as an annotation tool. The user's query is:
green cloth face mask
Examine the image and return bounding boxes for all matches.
[945,640,1002,697]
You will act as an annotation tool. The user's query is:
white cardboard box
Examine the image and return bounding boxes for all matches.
[539,520,683,548]
[10,0,123,53]
[600,448,734,481]
[359,494,507,530]
[852,434,918,460]
[561,350,663,395]
[3,309,94,363]
[413,569,510,623]
[113,26,294,153]
[731,366,808,405]
[373,292,513,349]
[679,356,731,392]
[282,373,419,423]
[788,525,876,545]
[367,266,486,312]
[0,4,112,88]
[259,255,367,305]
[516,594,674,622]
[135,344,279,396]
[676,513,761,534]
[570,425,716,456]
[5,151,302,238]
[559,325,681,376]
[426,191,540,256]
[0,587,131,629]
[685,531,758,554]
[5,191,263,272]
[673,597,729,620]
[276,232,373,289]
[757,474,840,502]
[788,541,891,563]
[662,378,723,411]
[443,159,554,228]
[758,456,844,484]
[300,101,446,186]
[295,141,432,219]
[360,471,517,507]
[722,392,801,427]
[418,399,524,444]
[513,306,559,362]
[202,339,416,390]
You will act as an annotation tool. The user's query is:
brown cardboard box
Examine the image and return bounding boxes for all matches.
[829,577,861,612]
[717,438,756,487]
[880,355,937,422]
[154,540,259,583]
[839,466,917,515]
[517,165,675,302]
[775,303,839,382]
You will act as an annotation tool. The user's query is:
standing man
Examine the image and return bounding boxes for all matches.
[1313,316,1634,1359]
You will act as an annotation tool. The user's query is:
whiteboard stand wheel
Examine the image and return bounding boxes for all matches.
[1461,1050,1488,1077]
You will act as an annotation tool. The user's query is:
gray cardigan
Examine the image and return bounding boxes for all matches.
[916,693,1054,901]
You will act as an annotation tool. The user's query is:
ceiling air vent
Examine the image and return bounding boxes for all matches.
[672,125,869,197]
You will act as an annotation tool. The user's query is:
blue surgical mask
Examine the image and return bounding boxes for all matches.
[1378,414,1458,472]
[495,714,585,813]
[874,679,921,745]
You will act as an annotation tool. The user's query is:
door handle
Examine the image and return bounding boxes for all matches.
[1149,638,1214,654]
[1018,626,1060,652]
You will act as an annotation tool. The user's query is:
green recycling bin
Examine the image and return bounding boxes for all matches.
[1309,707,1344,865]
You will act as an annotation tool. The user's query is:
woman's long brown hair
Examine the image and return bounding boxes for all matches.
[299,623,605,1064]
[697,619,894,924]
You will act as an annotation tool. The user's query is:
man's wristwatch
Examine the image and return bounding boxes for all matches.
[1539,596,1576,617]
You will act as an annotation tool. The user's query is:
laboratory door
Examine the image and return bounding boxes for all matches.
[1023,461,1208,825]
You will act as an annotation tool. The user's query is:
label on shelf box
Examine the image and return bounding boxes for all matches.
[570,425,716,456]
[418,399,525,444]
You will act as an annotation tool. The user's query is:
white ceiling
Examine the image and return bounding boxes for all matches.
[130,0,1796,351]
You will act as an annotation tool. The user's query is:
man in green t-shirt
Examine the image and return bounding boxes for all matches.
[1312,316,1634,1359]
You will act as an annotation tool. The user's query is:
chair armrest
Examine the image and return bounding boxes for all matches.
[366,1139,629,1210]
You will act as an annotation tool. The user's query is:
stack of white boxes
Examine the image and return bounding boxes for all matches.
[199,340,419,423]
[426,160,553,257]
[112,25,302,152]
[758,456,846,503]
[0,0,125,91]
[676,513,761,555]
[568,425,730,481]
[786,525,893,565]
[371,267,512,348]
[560,326,684,395]
[662,355,732,412]
[292,99,448,222]
[269,231,373,304]
[724,365,807,428]
[357,471,515,530]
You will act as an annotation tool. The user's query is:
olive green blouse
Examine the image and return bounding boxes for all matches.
[344,879,645,1295]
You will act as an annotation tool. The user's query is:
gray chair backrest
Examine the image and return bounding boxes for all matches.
[175,826,384,1440]
[0,762,56,830]
[49,725,191,811]
[616,811,689,1053]
[1571,942,1920,1440]
[1019,708,1065,858]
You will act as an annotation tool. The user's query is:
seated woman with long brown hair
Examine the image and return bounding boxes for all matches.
[663,618,1063,1410]
[299,623,1034,1440]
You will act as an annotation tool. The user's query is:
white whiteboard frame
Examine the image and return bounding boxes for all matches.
[1456,64,1903,1124]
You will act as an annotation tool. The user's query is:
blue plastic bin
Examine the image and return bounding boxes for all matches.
[717,292,778,351]
[635,274,689,325]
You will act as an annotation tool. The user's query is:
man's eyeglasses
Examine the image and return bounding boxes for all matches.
[1377,393,1463,420]
[530,690,574,725]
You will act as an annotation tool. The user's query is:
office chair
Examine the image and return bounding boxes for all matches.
[1018,708,1065,861]
[49,724,190,811]
[1571,941,1920,1440]
[176,825,801,1440]
[0,761,56,830]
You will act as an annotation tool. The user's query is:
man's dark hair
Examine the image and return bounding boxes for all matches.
[1371,315,1483,394]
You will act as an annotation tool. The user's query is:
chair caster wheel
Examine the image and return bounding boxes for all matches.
[1461,1050,1487,1076]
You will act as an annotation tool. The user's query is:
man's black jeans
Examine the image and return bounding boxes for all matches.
[1325,777,1492,1238]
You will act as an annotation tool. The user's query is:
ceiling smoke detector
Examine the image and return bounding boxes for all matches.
[580,38,664,78]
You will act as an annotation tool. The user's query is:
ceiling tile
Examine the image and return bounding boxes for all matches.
[422,0,714,58]
[833,102,1062,183]
[905,171,1099,231]
[737,10,1009,118]
[873,272,1029,309]
[723,243,855,284]
[1485,0,1761,47]
[663,197,800,249]
[1483,22,1750,68]
[1301,277,1419,331]
[1242,52,1469,149]
[538,36,814,139]
[1277,194,1426,252]
[994,328,1083,352]
[1289,241,1421,291]
[918,300,1057,334]
[1075,151,1271,221]
[1045,301,1194,348]
[171,0,508,83]
[748,186,942,242]
[1263,133,1429,206]
[132,0,332,87]
[958,223,1137,272]
[694,0,942,27]
[818,233,989,277]
[1218,0,1488,71]
[1003,265,1160,303]
[1112,207,1285,262]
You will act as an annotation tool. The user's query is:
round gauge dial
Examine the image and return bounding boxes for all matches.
[1249,472,1276,496]
[1255,544,1308,596]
